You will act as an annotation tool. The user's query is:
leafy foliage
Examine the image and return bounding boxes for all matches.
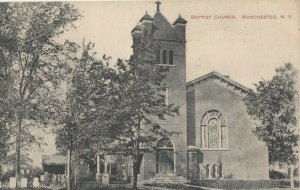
[0,2,81,177]
[243,63,298,164]
[108,32,180,189]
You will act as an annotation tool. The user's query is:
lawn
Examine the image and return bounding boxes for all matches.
[2,179,298,190]
[189,179,299,189]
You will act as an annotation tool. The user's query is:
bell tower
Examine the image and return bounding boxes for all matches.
[131,1,188,180]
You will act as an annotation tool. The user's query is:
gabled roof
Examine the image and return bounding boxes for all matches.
[152,12,179,41]
[187,71,252,95]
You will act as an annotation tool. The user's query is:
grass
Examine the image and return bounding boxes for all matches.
[2,179,299,190]
[144,183,206,190]
[189,179,299,189]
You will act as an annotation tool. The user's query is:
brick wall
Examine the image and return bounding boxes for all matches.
[187,80,269,180]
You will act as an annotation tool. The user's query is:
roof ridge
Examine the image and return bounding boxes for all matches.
[186,71,252,94]
[152,12,180,41]
[154,12,175,29]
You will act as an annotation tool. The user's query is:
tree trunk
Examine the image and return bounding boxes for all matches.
[290,163,294,188]
[67,149,71,190]
[132,141,140,190]
[15,112,21,189]
[132,156,138,190]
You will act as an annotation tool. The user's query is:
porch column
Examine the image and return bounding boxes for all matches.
[104,155,108,174]
[102,155,109,184]
[96,154,101,181]
[174,150,177,175]
[96,155,100,174]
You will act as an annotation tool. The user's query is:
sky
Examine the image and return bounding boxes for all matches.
[30,0,300,166]
[61,0,300,87]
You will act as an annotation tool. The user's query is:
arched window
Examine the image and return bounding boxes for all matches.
[212,164,217,178]
[157,138,174,148]
[156,138,175,175]
[218,164,223,178]
[206,165,210,178]
[201,110,228,149]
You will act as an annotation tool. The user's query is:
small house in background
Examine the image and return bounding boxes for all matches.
[42,155,67,174]
[42,154,91,178]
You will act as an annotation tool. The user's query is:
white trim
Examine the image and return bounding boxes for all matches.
[141,20,153,24]
[186,71,251,94]
[165,85,169,105]
[174,23,186,27]
[200,148,229,151]
[157,64,175,67]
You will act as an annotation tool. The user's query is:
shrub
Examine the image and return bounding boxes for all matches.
[269,170,287,179]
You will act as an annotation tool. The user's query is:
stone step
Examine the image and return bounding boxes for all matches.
[144,180,188,184]
[145,175,189,184]
[152,176,185,180]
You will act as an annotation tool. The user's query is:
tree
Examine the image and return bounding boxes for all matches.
[0,2,80,187]
[110,32,180,189]
[243,63,298,187]
[53,42,117,190]
[0,62,11,159]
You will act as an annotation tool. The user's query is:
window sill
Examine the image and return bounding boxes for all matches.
[157,64,175,67]
[200,148,230,151]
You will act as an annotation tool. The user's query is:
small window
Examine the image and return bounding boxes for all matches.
[162,50,167,65]
[156,50,160,64]
[206,165,210,178]
[218,164,223,178]
[169,50,173,65]
[158,49,174,65]
[212,164,217,178]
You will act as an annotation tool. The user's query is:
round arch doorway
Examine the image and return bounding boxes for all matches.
[156,138,175,175]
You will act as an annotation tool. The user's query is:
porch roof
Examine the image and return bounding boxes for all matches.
[97,147,152,155]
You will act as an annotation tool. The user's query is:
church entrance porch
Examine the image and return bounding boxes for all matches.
[96,147,151,183]
[156,138,175,175]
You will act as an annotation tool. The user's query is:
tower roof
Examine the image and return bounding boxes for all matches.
[131,23,142,33]
[152,12,179,41]
[173,14,187,25]
[134,1,185,42]
[139,11,153,22]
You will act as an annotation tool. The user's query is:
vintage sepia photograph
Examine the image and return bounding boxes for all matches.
[0,0,299,189]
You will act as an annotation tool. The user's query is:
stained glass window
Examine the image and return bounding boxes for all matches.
[201,110,228,149]
[208,119,219,148]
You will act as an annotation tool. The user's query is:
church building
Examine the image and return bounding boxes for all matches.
[96,1,269,182]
